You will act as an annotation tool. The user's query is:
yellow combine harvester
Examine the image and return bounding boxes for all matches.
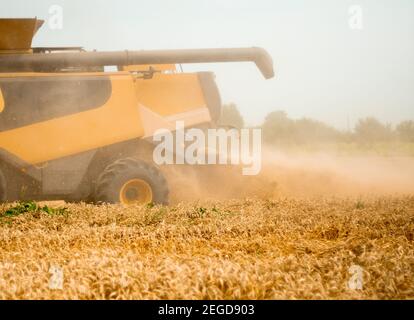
[0,18,274,205]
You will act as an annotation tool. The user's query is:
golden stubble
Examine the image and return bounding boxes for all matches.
[0,195,413,300]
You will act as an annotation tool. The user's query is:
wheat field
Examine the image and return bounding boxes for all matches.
[0,195,413,300]
[1,153,414,300]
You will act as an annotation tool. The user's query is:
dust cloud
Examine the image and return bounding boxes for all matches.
[165,148,414,203]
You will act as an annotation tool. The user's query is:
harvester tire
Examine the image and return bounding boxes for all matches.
[94,158,169,205]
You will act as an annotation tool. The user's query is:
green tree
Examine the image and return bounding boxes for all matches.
[218,103,245,129]
[293,118,343,144]
[262,110,295,144]
[262,111,343,145]
[396,120,414,142]
[354,117,394,144]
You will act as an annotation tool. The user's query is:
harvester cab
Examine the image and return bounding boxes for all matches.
[0,18,274,205]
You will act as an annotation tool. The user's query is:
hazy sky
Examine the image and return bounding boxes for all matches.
[2,0,414,129]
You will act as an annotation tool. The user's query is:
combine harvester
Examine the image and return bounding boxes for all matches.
[0,18,274,205]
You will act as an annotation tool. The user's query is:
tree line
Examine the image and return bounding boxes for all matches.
[219,103,414,146]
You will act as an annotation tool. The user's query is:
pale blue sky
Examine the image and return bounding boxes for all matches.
[2,0,414,128]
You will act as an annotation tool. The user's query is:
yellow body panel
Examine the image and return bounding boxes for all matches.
[134,73,206,117]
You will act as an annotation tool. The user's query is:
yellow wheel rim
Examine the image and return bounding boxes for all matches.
[119,179,153,205]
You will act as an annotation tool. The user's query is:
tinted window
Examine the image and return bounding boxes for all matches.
[0,76,112,131]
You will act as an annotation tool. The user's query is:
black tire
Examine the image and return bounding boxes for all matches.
[94,158,169,205]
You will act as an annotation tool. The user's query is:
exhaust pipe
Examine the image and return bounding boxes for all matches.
[0,47,275,79]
